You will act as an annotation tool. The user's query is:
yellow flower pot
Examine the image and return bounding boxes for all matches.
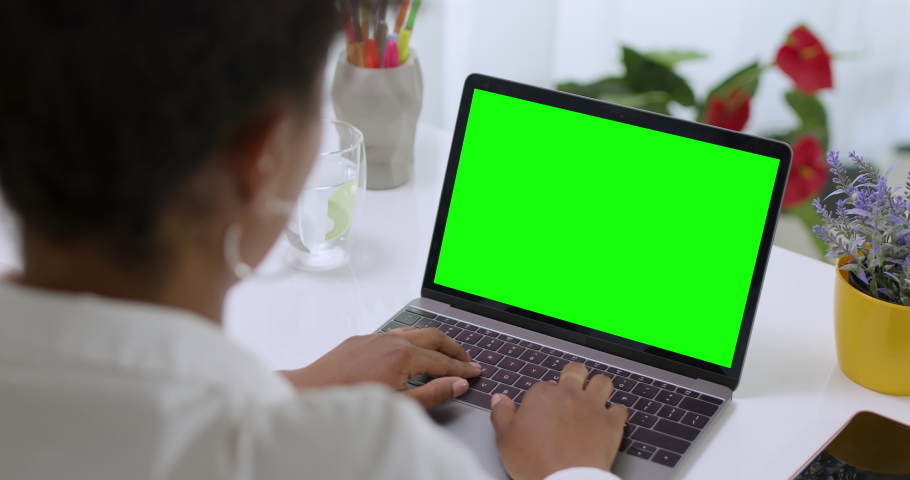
[835,256,910,395]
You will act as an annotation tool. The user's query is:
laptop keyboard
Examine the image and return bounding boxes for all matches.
[380,307,726,469]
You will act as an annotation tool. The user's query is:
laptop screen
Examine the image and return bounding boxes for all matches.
[432,88,781,369]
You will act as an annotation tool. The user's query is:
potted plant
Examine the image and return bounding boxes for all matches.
[813,151,910,395]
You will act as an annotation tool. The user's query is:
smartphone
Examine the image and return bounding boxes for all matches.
[790,411,910,479]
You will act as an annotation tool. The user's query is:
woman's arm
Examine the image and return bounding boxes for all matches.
[278,326,482,409]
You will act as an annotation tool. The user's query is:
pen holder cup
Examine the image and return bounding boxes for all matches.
[331,50,423,190]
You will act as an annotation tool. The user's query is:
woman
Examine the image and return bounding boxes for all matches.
[0,1,628,479]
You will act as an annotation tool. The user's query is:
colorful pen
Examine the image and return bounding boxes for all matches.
[360,0,370,43]
[384,39,400,68]
[393,0,410,34]
[364,38,380,68]
[348,0,364,66]
[375,0,389,67]
[405,0,421,30]
[398,0,420,63]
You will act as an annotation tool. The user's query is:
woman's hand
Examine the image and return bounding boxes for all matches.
[491,362,629,480]
[280,326,482,409]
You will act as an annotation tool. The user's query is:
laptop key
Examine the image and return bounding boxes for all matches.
[655,389,682,406]
[514,376,539,390]
[458,389,492,409]
[630,374,653,384]
[631,428,691,455]
[623,423,636,438]
[657,405,685,422]
[655,419,700,441]
[454,331,482,345]
[634,399,662,414]
[541,370,560,382]
[519,349,547,364]
[394,312,422,325]
[607,367,630,377]
[626,446,653,460]
[491,370,520,385]
[588,369,612,380]
[682,412,709,429]
[457,322,478,331]
[500,335,521,345]
[518,340,541,350]
[652,450,681,468]
[439,325,462,337]
[498,344,526,357]
[542,356,570,370]
[629,412,659,428]
[471,378,498,393]
[491,384,520,399]
[631,442,657,454]
[679,397,719,417]
[476,350,504,365]
[477,328,498,338]
[562,353,586,363]
[610,391,640,408]
[499,358,526,372]
[653,381,677,391]
[613,378,637,392]
[477,336,505,351]
[437,316,458,325]
[584,360,608,370]
[405,307,437,318]
[519,364,547,379]
[540,347,564,357]
[413,317,441,329]
[382,321,410,331]
[676,387,699,398]
[700,394,724,405]
[632,384,658,399]
[619,438,632,452]
[462,345,483,359]
[477,362,498,378]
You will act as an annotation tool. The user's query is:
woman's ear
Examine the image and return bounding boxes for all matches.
[222,108,287,206]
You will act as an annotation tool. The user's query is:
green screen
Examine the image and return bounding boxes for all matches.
[434,89,780,368]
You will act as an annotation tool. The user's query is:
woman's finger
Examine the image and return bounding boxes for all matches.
[585,373,615,405]
[401,377,470,409]
[402,327,472,362]
[557,362,588,389]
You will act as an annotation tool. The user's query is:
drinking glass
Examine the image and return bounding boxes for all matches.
[284,119,366,271]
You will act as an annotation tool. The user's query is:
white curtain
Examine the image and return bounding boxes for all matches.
[406,0,910,165]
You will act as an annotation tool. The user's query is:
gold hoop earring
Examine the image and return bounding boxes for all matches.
[223,223,253,279]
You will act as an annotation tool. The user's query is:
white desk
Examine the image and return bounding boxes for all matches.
[1,124,907,479]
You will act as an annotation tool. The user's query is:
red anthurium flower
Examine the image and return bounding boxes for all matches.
[782,135,828,209]
[776,25,833,94]
[705,87,751,131]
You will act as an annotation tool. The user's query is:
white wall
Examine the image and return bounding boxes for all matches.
[406,0,910,164]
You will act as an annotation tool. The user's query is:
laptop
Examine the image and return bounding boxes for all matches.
[374,74,792,479]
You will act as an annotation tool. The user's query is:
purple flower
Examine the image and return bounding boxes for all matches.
[815,151,910,305]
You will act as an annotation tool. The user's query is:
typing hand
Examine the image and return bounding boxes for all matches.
[279,327,482,409]
[490,362,629,480]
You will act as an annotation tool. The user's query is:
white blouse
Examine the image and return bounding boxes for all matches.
[0,283,619,480]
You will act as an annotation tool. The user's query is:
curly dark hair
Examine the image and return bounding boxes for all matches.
[0,0,337,262]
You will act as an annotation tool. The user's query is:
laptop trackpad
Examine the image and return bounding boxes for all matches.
[428,401,510,479]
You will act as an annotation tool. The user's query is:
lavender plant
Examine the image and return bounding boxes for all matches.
[813,151,910,306]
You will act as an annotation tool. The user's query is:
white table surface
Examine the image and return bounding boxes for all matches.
[2,123,908,479]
